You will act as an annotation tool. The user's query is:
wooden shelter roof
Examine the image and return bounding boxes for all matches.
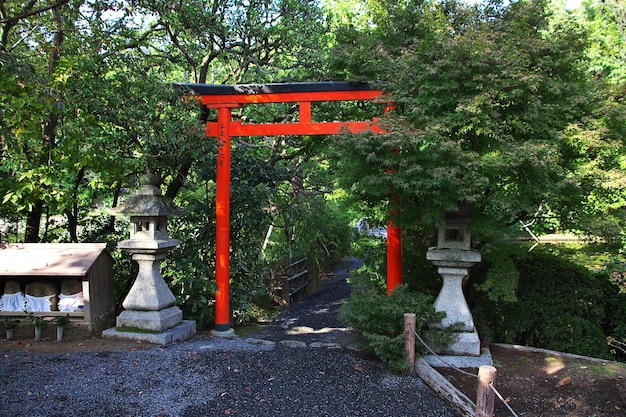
[0,243,109,276]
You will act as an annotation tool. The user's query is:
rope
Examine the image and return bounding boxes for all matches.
[489,383,520,417]
[409,324,520,416]
[410,326,478,378]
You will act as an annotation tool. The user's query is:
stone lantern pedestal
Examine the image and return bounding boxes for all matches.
[426,216,481,356]
[103,172,196,345]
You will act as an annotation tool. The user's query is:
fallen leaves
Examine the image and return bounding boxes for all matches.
[129,341,144,351]
[557,376,572,387]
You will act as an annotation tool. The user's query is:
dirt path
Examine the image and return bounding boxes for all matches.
[436,344,626,416]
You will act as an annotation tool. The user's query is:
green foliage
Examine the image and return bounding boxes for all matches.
[2,318,20,330]
[28,314,46,328]
[328,0,626,251]
[340,267,450,372]
[158,169,220,328]
[582,0,626,85]
[599,272,626,360]
[472,242,529,303]
[164,229,218,328]
[350,236,389,292]
[55,315,70,327]
[332,0,600,232]
[607,260,626,294]
[471,250,617,358]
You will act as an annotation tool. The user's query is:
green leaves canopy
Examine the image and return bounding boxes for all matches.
[331,0,620,238]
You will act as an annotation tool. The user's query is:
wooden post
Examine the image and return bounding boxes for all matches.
[404,312,416,374]
[476,365,497,417]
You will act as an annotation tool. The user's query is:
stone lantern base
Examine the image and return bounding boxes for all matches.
[427,329,481,357]
[426,248,482,357]
[103,304,195,346]
[102,241,196,345]
[103,319,196,345]
[117,306,183,332]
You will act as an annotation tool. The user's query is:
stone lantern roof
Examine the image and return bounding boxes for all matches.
[113,171,185,217]
[112,171,185,246]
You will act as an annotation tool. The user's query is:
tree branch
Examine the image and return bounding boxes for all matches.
[0,0,70,24]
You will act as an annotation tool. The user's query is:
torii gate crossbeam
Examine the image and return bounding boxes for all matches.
[177,81,402,335]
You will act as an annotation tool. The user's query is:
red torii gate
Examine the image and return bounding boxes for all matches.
[177,81,402,336]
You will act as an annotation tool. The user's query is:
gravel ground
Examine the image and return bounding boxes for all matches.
[0,258,461,417]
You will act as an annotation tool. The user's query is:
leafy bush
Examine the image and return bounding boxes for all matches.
[470,250,613,358]
[164,231,218,328]
[340,267,451,372]
[607,260,626,294]
[79,214,133,309]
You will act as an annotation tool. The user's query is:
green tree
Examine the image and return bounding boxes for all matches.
[331,0,621,235]
[1,0,78,241]
[1,0,330,242]
[573,0,626,244]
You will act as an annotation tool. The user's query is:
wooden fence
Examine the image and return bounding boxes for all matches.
[273,258,310,306]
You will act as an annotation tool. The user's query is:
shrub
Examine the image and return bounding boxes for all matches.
[340,267,452,372]
[470,250,612,358]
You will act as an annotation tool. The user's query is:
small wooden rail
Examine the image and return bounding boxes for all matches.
[279,258,310,306]
[0,311,84,318]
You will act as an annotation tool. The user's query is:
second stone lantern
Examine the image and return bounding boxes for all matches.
[103,171,195,344]
[426,208,481,356]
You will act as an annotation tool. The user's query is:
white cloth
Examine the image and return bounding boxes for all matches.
[25,294,53,312]
[58,292,83,312]
[0,292,26,312]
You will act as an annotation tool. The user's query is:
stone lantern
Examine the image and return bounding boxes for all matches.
[103,171,195,344]
[426,208,481,356]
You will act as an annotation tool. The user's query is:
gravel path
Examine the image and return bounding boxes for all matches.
[0,258,461,417]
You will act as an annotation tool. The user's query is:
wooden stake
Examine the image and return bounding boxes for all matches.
[403,313,416,374]
[415,358,475,417]
[476,365,497,417]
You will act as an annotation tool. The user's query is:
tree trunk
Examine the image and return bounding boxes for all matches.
[65,209,78,242]
[165,161,192,200]
[107,184,121,233]
[65,166,85,242]
[25,202,43,242]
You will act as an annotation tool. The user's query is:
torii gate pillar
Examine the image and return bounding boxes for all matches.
[177,82,402,335]
[213,106,236,336]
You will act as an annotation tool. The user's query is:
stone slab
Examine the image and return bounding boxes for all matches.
[426,248,481,264]
[116,306,182,332]
[102,320,196,345]
[423,346,493,369]
[117,239,179,251]
[211,327,236,338]
[246,338,276,346]
[446,331,481,356]
[309,342,341,349]
[279,340,307,348]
